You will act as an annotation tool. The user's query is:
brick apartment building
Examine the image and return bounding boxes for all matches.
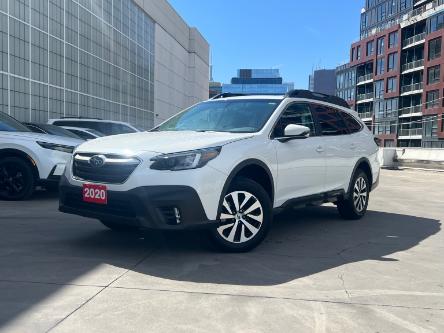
[337,0,444,148]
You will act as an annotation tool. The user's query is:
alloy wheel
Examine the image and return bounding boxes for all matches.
[353,176,368,212]
[217,191,264,244]
[0,163,26,197]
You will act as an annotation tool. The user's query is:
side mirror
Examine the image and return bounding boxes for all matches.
[276,124,310,142]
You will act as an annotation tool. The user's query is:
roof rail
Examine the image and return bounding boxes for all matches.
[285,90,350,109]
[211,93,248,100]
[60,116,103,120]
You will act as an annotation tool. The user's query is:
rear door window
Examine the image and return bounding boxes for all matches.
[312,105,349,136]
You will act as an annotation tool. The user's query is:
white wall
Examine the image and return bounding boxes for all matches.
[134,0,210,125]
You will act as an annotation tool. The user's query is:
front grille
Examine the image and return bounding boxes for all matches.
[73,153,140,184]
[65,193,137,218]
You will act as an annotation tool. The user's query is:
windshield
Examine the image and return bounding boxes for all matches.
[0,113,31,132]
[39,124,83,139]
[156,99,281,133]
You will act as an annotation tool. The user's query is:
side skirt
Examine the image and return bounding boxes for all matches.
[275,190,346,212]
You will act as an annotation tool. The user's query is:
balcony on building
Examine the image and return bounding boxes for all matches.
[401,82,424,95]
[402,21,426,49]
[398,127,423,139]
[401,59,425,74]
[358,111,374,121]
[356,92,374,103]
[399,105,423,118]
[357,73,374,85]
[356,103,373,121]
[356,62,374,86]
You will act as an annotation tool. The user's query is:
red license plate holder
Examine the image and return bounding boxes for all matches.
[83,183,108,205]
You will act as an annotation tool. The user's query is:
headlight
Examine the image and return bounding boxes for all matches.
[37,141,75,154]
[150,147,222,171]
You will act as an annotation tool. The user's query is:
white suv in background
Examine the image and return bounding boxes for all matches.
[48,118,139,136]
[0,113,82,200]
[59,90,380,252]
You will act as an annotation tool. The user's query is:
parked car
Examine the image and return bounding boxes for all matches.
[59,90,381,252]
[23,122,84,140]
[48,118,139,136]
[0,113,83,200]
[61,127,105,141]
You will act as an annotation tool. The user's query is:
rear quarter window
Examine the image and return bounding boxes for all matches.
[341,112,363,134]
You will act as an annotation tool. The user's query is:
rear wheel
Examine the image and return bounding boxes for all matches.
[337,170,370,220]
[209,178,272,252]
[0,157,35,201]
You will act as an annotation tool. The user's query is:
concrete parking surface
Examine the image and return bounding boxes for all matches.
[0,169,443,332]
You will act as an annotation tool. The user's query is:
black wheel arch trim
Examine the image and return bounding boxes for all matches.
[345,157,373,199]
[217,159,275,218]
[0,148,39,180]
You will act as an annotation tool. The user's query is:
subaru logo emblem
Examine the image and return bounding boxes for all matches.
[89,155,105,168]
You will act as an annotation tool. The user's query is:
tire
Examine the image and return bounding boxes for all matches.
[209,177,273,252]
[100,219,140,232]
[337,170,370,220]
[0,156,35,201]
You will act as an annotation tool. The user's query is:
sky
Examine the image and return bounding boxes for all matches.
[168,0,364,88]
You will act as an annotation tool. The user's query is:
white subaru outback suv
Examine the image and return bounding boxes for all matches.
[0,112,82,200]
[59,90,380,252]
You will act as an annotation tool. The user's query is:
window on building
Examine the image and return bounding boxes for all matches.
[428,12,444,33]
[387,77,397,93]
[357,45,362,60]
[387,52,397,72]
[377,37,385,55]
[367,40,374,56]
[428,37,442,60]
[384,139,395,147]
[374,80,384,99]
[389,31,398,48]
[376,58,385,75]
[385,98,398,117]
[424,116,438,138]
[426,90,439,108]
[351,48,355,62]
[427,65,440,84]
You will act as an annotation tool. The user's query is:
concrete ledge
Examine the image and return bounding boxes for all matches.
[380,147,444,170]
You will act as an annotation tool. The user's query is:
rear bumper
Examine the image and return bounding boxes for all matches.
[59,175,218,230]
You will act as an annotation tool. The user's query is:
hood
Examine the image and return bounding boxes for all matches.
[0,131,83,146]
[76,131,254,155]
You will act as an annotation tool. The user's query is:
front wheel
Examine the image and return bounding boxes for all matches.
[0,157,35,201]
[337,170,370,220]
[209,178,273,252]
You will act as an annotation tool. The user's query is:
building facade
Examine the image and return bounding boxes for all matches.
[337,0,444,148]
[308,69,337,95]
[0,0,209,129]
[222,69,294,95]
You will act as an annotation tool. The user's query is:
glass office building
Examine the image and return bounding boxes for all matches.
[222,69,294,95]
[0,0,209,129]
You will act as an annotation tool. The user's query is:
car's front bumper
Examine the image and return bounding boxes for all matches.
[59,175,218,230]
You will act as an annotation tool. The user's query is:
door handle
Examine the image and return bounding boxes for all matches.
[350,143,357,150]
[316,146,324,153]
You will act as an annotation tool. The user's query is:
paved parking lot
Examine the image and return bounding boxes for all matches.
[0,169,443,332]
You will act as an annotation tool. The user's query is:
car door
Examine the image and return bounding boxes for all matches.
[272,102,326,205]
[311,104,356,192]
